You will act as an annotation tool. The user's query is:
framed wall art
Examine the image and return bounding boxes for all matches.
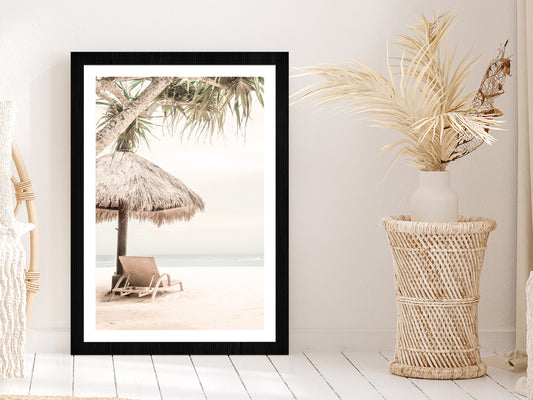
[71,52,288,354]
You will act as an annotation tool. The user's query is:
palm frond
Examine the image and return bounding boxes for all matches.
[96,76,265,148]
[158,77,263,141]
[293,11,509,172]
[96,85,158,152]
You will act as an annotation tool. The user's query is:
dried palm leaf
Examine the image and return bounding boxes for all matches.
[292,11,510,172]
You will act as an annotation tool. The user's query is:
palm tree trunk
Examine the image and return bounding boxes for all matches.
[95,76,175,156]
[112,202,129,289]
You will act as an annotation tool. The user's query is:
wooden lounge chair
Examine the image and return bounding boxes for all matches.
[109,256,183,302]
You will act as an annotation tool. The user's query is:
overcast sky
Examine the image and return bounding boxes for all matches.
[95,98,265,256]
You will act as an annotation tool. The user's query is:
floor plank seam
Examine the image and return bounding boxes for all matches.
[340,352,387,400]
[266,355,297,400]
[303,353,341,399]
[111,355,119,398]
[228,356,252,400]
[150,355,164,400]
[189,355,208,400]
[378,352,431,400]
[485,372,523,399]
[405,378,431,400]
[27,353,36,396]
[452,381,476,400]
[454,382,478,400]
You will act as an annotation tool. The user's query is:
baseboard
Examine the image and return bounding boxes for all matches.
[26,328,70,353]
[478,329,516,354]
[289,328,516,353]
[25,327,515,354]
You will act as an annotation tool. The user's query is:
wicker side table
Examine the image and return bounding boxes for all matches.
[380,216,496,380]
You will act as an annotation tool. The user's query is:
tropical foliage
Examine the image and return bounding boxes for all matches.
[293,11,510,172]
[95,76,264,154]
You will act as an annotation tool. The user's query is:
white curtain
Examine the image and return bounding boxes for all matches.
[516,0,533,362]
[488,0,533,395]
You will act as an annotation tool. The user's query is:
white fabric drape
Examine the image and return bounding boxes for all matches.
[0,101,32,378]
[507,0,533,396]
[516,0,533,359]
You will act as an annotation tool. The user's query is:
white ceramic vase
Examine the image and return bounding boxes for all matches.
[410,170,458,222]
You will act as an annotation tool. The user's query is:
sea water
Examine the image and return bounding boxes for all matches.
[96,254,264,268]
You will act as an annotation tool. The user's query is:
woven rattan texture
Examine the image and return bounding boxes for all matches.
[381,216,496,379]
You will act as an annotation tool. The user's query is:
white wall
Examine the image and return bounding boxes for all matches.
[0,0,517,352]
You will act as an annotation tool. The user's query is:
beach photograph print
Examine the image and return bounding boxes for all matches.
[82,63,278,344]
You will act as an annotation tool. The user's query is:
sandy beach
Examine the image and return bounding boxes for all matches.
[95,266,264,330]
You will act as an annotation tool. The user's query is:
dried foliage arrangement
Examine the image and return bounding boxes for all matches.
[293,11,511,172]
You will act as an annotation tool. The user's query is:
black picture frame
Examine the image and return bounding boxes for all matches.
[71,52,288,355]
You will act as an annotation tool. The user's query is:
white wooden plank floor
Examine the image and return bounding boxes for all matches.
[0,353,525,399]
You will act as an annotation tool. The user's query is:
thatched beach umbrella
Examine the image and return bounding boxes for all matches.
[95,150,205,288]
